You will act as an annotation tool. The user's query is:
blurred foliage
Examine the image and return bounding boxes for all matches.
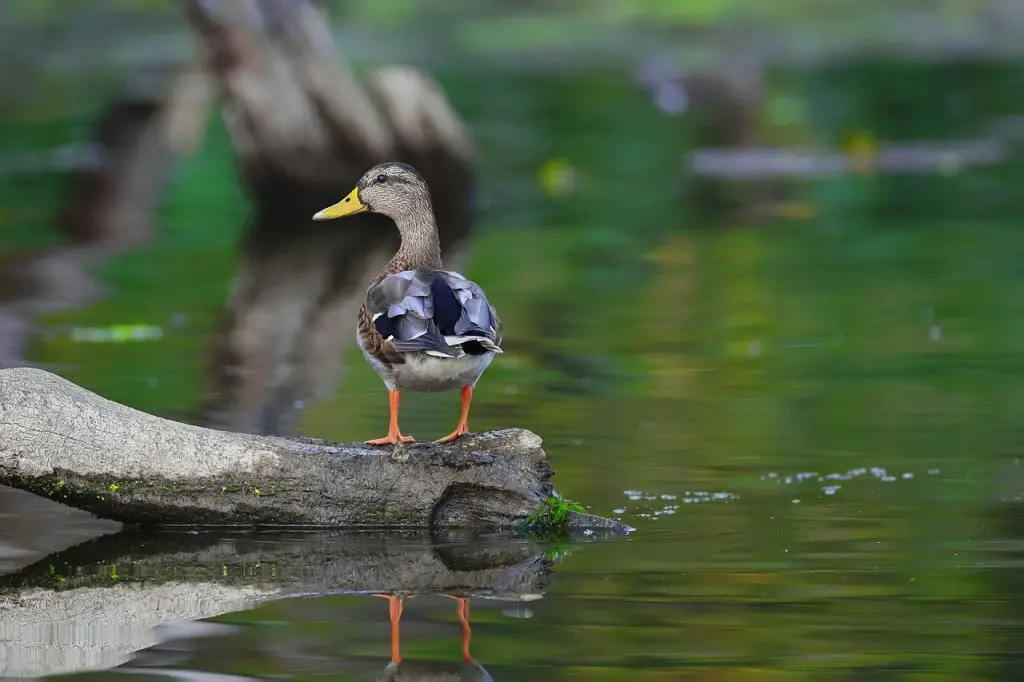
[0,117,81,252]
[2,0,1024,107]
[22,112,246,401]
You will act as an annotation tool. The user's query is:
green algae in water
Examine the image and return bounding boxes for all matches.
[523,495,586,534]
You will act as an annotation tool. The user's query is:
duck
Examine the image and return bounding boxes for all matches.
[312,162,503,445]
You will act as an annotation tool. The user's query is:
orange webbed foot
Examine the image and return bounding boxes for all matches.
[433,427,467,444]
[433,385,474,444]
[368,390,415,445]
[366,433,415,446]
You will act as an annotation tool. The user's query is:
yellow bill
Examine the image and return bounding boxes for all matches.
[312,187,367,220]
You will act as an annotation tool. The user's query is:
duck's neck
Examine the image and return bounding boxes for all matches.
[388,212,443,273]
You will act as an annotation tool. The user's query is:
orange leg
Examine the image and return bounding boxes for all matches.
[434,385,473,443]
[366,390,415,446]
[373,593,404,664]
[443,594,473,662]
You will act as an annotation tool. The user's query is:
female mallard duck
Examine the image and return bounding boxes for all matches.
[312,162,502,445]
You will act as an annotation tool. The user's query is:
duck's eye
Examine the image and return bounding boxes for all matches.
[376,174,388,184]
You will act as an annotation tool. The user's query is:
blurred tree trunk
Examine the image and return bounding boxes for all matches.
[184,0,476,436]
[57,66,206,249]
[0,64,210,369]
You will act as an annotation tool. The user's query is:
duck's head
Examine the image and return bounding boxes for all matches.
[313,162,430,224]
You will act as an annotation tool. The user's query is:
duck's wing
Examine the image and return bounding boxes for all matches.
[366,269,503,358]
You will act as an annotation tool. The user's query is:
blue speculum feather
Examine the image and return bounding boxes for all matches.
[429,276,466,335]
[373,315,392,338]
[373,271,495,355]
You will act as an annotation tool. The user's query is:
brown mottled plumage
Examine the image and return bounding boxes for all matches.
[313,162,502,445]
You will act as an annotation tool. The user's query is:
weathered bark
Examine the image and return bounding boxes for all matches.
[0,528,556,678]
[0,368,627,532]
[185,0,477,436]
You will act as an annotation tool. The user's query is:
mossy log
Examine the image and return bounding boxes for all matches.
[0,528,556,678]
[0,368,626,532]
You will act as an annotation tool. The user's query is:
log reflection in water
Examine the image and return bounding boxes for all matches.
[0,529,560,679]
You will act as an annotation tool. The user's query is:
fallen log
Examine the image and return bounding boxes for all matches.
[0,367,626,532]
[0,528,558,678]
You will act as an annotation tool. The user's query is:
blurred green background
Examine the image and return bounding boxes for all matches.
[4,1,1024,680]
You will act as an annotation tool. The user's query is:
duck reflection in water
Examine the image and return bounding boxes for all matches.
[373,591,492,681]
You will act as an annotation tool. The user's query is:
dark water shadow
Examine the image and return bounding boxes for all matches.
[0,528,594,679]
[0,486,120,575]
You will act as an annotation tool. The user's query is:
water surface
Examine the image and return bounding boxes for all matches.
[3,59,1024,680]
